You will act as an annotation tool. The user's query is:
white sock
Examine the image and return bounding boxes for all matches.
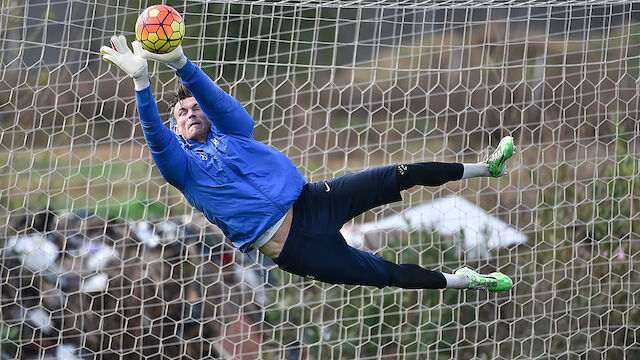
[443,273,470,289]
[461,163,490,179]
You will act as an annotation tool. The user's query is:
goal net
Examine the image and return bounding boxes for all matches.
[1,0,639,358]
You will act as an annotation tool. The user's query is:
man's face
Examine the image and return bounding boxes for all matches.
[172,97,211,143]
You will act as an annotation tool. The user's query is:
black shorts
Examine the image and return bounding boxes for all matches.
[273,165,402,288]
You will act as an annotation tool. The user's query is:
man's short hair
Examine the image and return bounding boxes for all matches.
[167,83,193,115]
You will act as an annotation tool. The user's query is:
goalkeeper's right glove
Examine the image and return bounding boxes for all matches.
[100,35,150,91]
[139,45,188,71]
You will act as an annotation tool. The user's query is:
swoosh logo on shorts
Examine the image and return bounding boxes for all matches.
[324,182,331,192]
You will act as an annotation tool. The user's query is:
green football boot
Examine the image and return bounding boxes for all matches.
[484,136,515,177]
[455,267,513,293]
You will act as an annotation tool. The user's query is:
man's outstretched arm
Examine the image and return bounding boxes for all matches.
[136,87,188,190]
[101,35,188,190]
[141,47,255,138]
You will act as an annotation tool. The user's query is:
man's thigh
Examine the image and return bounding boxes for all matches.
[304,165,402,229]
[277,229,391,288]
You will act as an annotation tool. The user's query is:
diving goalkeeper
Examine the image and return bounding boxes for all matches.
[101,35,514,292]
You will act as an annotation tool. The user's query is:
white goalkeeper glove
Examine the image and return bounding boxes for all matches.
[139,45,188,71]
[100,35,150,90]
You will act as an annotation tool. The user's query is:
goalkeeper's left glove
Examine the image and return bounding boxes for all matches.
[100,35,150,90]
[139,45,188,71]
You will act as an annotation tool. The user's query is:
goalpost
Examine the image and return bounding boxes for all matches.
[1,0,639,358]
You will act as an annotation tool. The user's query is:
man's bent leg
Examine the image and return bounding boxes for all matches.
[274,225,511,291]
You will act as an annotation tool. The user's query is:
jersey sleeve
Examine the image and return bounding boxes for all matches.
[176,59,254,138]
[136,87,188,190]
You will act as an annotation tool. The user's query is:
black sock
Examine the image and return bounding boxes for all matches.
[385,261,446,289]
[395,162,464,191]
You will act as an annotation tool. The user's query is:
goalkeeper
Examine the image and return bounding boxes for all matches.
[101,36,514,292]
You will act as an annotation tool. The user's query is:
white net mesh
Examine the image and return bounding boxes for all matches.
[1,0,639,358]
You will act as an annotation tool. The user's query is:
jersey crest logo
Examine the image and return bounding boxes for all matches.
[194,149,208,161]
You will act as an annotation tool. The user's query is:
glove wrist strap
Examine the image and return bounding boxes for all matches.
[168,56,188,71]
[133,75,151,91]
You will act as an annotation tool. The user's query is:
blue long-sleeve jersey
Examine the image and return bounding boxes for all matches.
[136,58,306,252]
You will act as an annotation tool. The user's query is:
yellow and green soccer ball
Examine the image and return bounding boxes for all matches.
[135,5,184,54]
